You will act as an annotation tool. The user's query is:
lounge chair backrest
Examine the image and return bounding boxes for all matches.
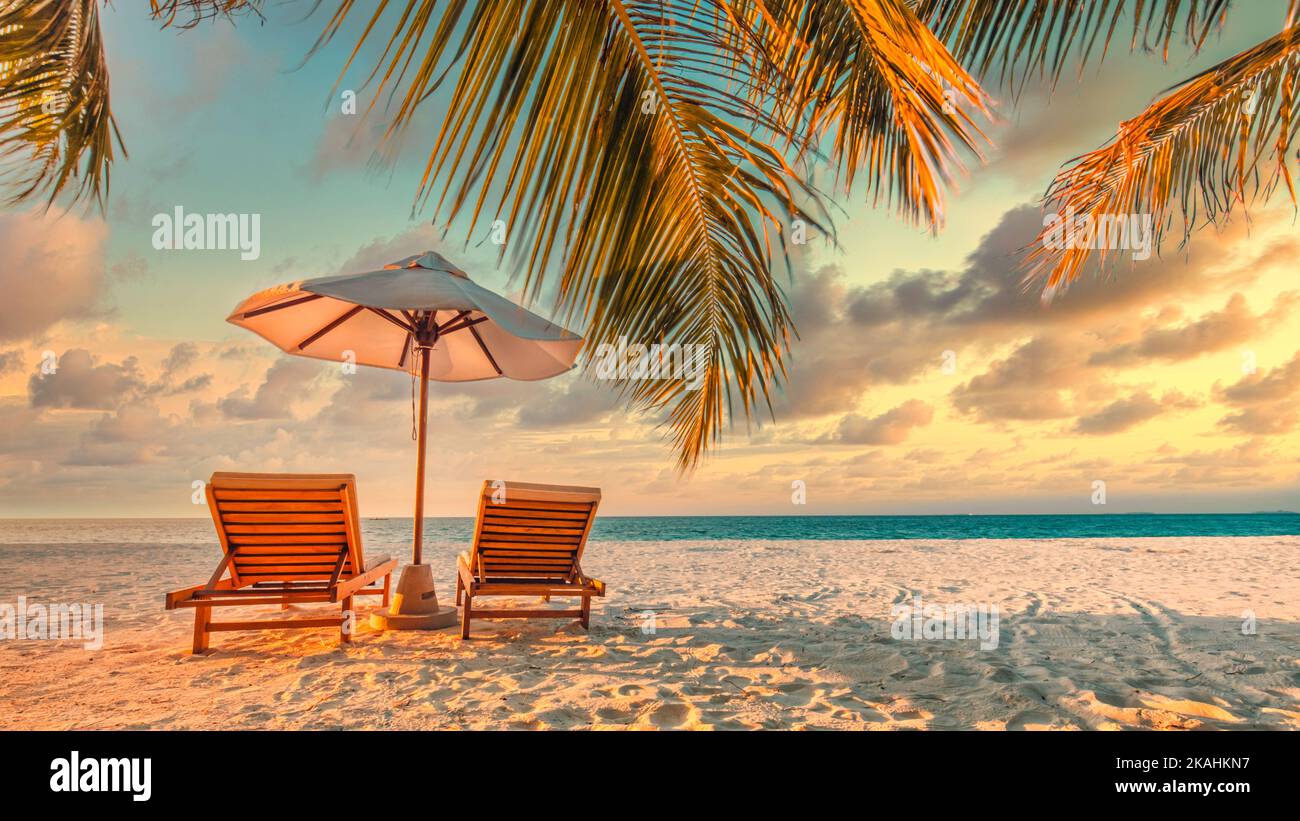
[468,481,601,582]
[206,472,365,586]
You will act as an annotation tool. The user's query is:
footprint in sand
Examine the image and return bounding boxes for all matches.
[595,703,639,722]
[773,682,817,707]
[639,700,700,728]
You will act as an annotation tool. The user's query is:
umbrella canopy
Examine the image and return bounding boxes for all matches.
[226,251,583,580]
[228,251,581,381]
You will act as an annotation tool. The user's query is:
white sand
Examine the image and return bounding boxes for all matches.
[1,535,1296,730]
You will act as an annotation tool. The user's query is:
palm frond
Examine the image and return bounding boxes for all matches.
[916,0,1230,94]
[1024,24,1300,294]
[749,0,994,230]
[311,0,826,470]
[148,1,265,29]
[0,0,122,209]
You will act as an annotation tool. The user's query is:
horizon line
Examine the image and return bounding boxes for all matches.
[1,510,1296,521]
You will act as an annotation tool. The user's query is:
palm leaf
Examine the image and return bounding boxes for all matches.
[747,0,994,229]
[916,0,1230,94]
[310,0,829,470]
[1024,24,1300,295]
[148,1,264,28]
[0,0,122,209]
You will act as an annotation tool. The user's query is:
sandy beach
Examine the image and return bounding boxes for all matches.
[1,534,1296,730]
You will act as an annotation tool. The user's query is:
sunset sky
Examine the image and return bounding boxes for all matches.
[0,3,1297,517]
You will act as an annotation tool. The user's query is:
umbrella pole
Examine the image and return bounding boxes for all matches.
[371,340,457,631]
[412,344,431,565]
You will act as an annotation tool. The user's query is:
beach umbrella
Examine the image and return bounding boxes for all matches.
[226,251,583,628]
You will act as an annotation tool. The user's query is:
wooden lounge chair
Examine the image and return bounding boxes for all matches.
[456,481,605,639]
[165,472,398,653]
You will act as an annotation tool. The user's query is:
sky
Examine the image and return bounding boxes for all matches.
[0,2,1297,517]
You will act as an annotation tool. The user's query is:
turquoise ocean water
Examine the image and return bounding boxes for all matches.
[0,513,1296,547]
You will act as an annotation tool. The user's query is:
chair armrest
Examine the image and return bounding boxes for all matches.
[331,557,398,602]
[457,552,477,588]
[574,566,606,597]
[165,575,238,609]
[165,584,202,610]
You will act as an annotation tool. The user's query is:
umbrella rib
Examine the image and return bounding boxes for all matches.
[398,333,413,368]
[240,293,323,319]
[367,307,414,333]
[437,310,471,332]
[468,323,503,376]
[441,316,490,336]
[296,305,364,351]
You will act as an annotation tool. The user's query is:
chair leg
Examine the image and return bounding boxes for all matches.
[580,595,591,630]
[455,574,463,607]
[192,606,211,654]
[460,594,473,640]
[340,596,353,644]
[382,573,392,608]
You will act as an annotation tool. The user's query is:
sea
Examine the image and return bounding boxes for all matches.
[0,513,1296,547]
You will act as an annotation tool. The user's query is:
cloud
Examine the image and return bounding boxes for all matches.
[65,402,172,466]
[515,377,621,428]
[1218,405,1299,435]
[773,204,1293,422]
[834,399,934,444]
[1073,392,1163,435]
[1089,292,1297,367]
[843,205,1277,333]
[161,343,200,380]
[28,349,147,410]
[0,211,109,342]
[950,334,1088,422]
[1218,351,1300,405]
[1214,351,1300,435]
[329,223,443,275]
[1144,438,1282,488]
[218,358,325,420]
[0,349,22,377]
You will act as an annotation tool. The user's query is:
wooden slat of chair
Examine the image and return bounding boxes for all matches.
[212,489,344,501]
[227,533,349,544]
[217,501,344,513]
[165,472,397,653]
[222,512,344,523]
[481,509,589,522]
[458,480,605,639]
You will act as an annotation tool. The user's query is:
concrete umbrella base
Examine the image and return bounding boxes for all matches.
[369,563,458,630]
